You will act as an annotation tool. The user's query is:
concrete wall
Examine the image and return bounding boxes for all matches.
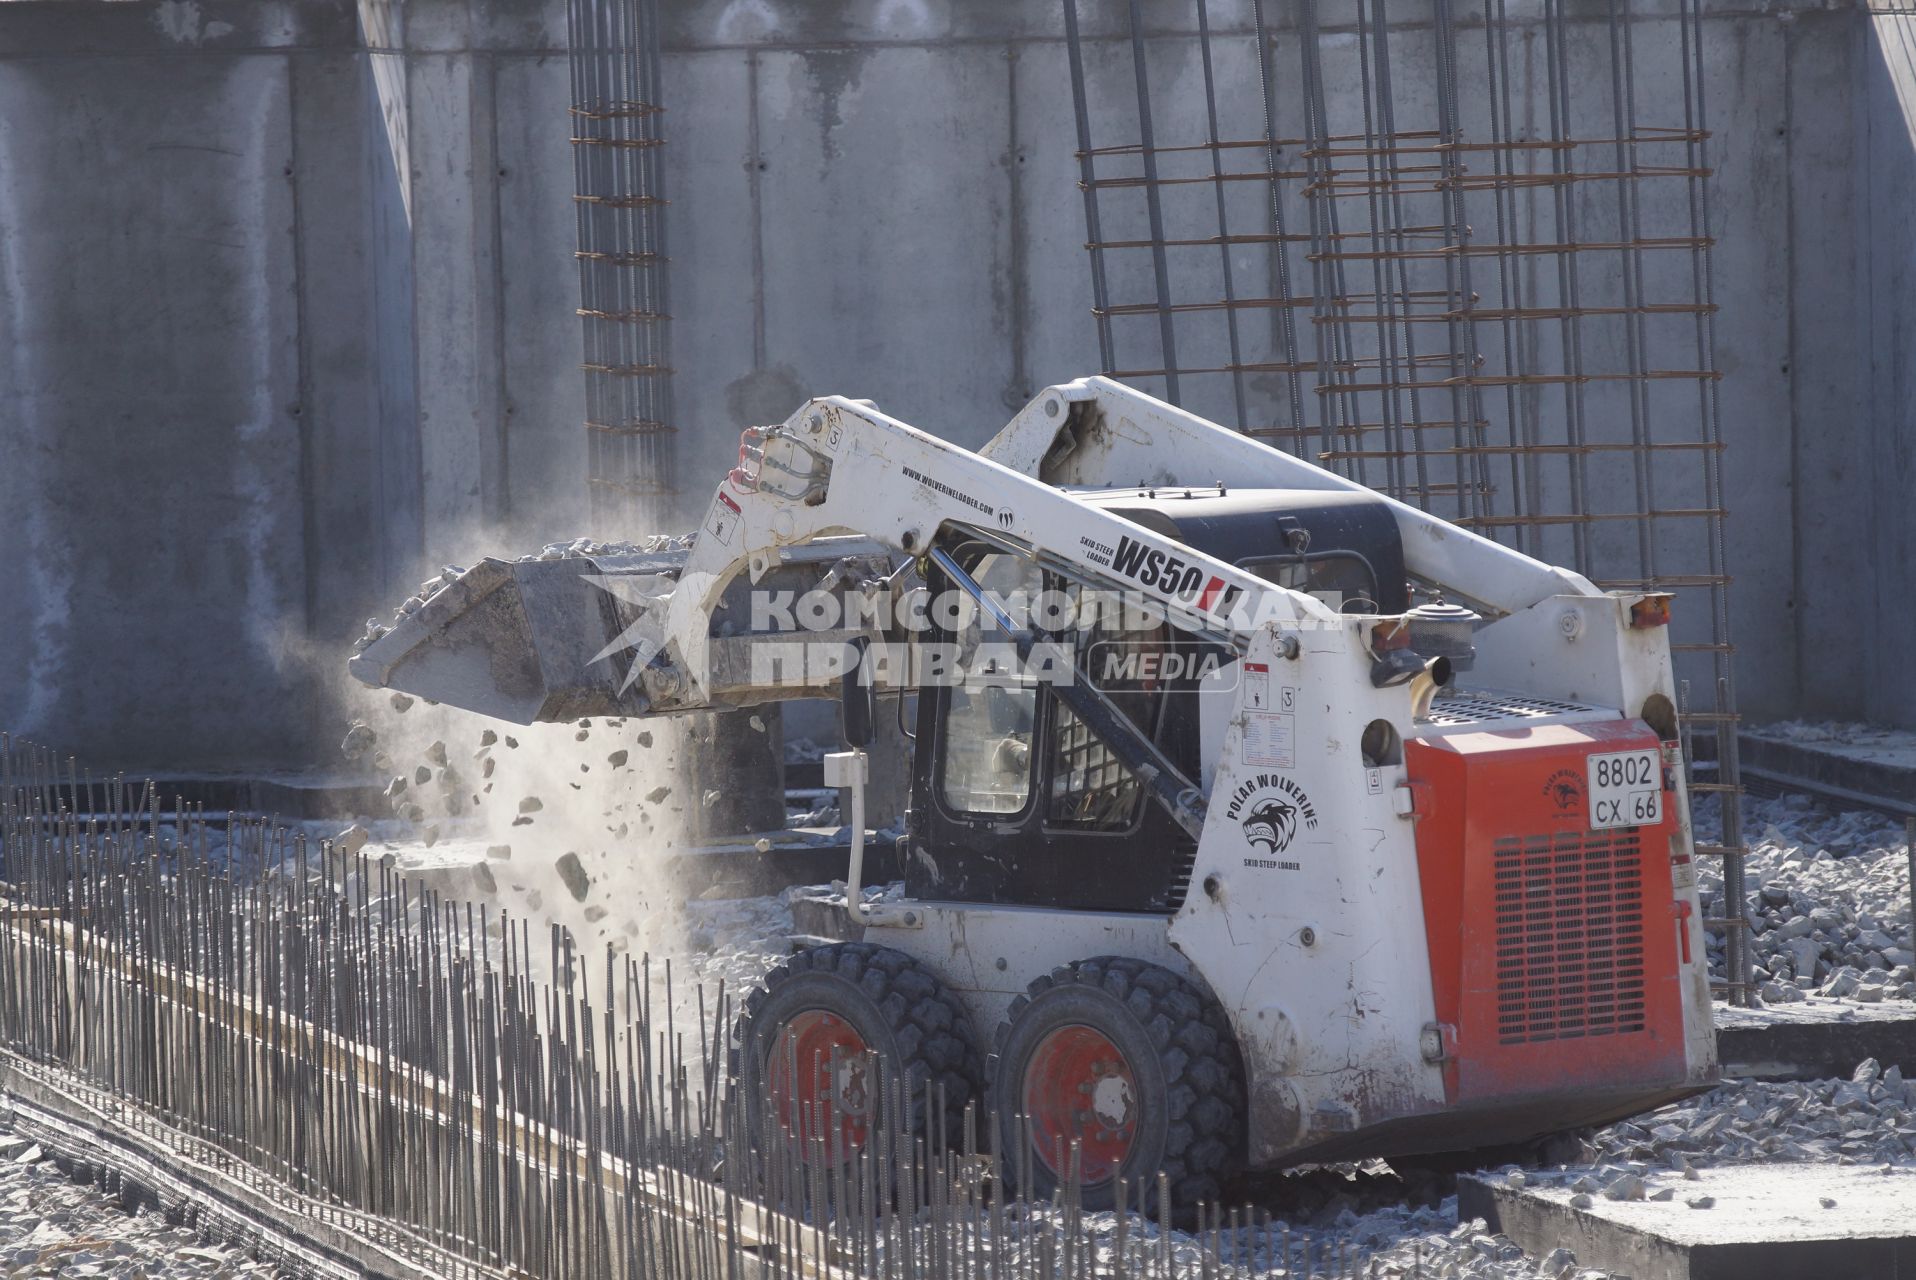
[0,0,1905,770]
[1860,7,1916,729]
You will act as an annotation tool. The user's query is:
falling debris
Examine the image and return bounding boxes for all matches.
[554,853,591,902]
[340,721,376,759]
[636,731,652,749]
[646,785,670,804]
[414,765,431,786]
[505,736,519,749]
[390,692,414,713]
[486,845,512,860]
[333,824,370,855]
[608,750,628,769]
[518,796,544,814]
[425,740,448,766]
[480,729,498,747]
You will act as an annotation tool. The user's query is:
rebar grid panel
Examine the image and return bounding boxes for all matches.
[0,735,1412,1280]
[570,0,675,530]
[1063,0,1749,1003]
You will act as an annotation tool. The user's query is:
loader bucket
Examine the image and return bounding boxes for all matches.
[348,557,661,724]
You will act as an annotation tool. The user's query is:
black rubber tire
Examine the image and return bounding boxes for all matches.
[988,957,1244,1217]
[733,942,981,1164]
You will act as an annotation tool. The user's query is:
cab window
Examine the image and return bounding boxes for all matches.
[937,553,1042,815]
[1046,586,1164,831]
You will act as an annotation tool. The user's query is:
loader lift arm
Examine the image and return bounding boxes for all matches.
[351,377,1628,732]
[636,393,1351,715]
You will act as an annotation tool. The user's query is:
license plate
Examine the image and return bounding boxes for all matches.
[1587,748,1662,830]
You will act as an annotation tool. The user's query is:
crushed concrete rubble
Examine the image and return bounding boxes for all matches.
[874,1199,1593,1280]
[0,1117,273,1277]
[1580,1057,1916,1169]
[1697,791,1916,1004]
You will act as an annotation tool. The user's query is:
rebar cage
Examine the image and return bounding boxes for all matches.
[1062,0,1749,1002]
[570,0,676,526]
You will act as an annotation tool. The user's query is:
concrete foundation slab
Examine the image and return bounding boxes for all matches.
[1717,999,1916,1080]
[1741,725,1916,820]
[1460,1164,1916,1280]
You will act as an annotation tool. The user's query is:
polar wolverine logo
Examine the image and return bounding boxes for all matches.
[1223,775,1319,868]
[1241,797,1298,854]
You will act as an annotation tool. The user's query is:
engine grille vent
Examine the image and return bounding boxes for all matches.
[1423,691,1612,727]
[1493,831,1647,1045]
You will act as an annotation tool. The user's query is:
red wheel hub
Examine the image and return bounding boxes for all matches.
[1022,1024,1139,1184]
[765,1009,872,1161]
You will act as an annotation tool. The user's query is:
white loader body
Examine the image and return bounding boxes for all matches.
[354,376,1717,1172]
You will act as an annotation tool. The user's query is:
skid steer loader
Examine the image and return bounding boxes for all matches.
[352,377,1718,1211]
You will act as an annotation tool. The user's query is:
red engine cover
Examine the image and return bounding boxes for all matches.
[1406,719,1687,1105]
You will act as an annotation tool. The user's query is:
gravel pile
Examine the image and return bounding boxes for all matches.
[1698,791,1916,1003]
[0,1123,270,1278]
[1581,1057,1916,1171]
[905,1200,1587,1280]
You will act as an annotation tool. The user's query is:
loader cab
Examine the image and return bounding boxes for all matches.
[904,487,1407,915]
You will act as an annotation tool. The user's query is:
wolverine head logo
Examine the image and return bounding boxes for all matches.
[1242,798,1298,854]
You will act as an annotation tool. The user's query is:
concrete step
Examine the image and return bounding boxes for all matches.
[1460,1164,1916,1280]
[1717,999,1916,1081]
[1739,725,1916,821]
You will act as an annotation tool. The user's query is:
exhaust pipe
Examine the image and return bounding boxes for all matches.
[1372,650,1452,719]
[1408,656,1452,720]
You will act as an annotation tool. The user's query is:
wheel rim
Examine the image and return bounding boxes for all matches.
[765,1009,872,1162]
[1022,1023,1139,1185]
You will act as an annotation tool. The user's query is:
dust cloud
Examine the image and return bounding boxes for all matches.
[338,685,719,967]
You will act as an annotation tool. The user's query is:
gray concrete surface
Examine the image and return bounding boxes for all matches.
[0,0,1910,769]
[1460,1165,1916,1280]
